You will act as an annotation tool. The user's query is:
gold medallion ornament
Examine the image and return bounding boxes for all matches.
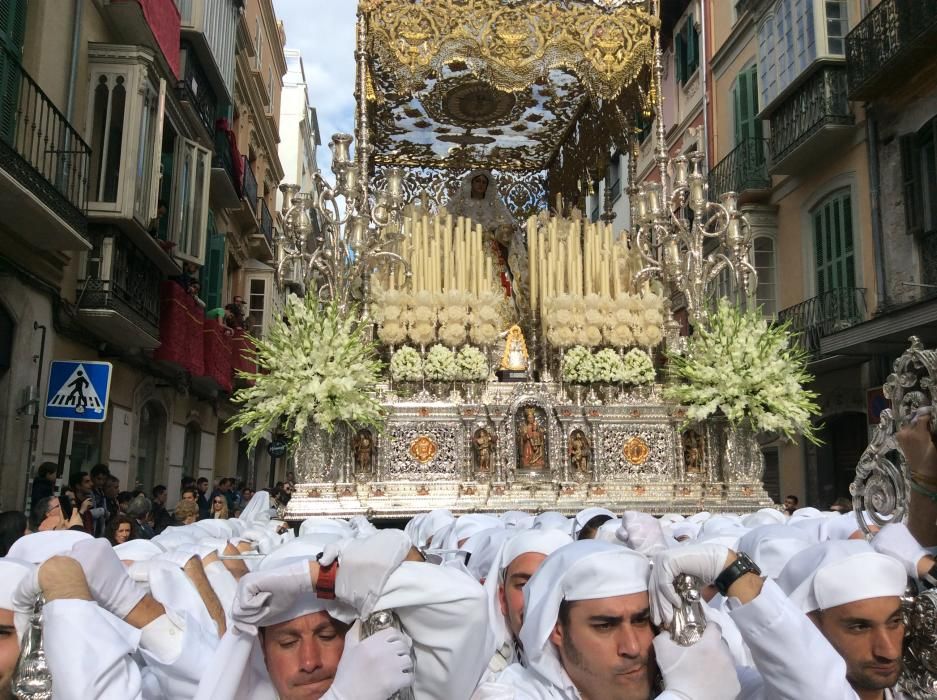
[409,435,439,463]
[622,436,650,465]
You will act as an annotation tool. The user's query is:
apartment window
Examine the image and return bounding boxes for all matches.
[733,65,763,146]
[254,16,263,70]
[200,213,226,310]
[605,155,621,202]
[248,277,267,336]
[899,116,937,235]
[674,14,699,85]
[589,180,601,222]
[267,66,275,104]
[87,48,165,227]
[813,190,855,295]
[182,422,201,473]
[753,236,777,316]
[825,0,848,55]
[170,137,211,264]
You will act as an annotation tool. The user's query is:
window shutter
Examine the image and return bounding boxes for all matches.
[0,0,25,145]
[675,32,685,84]
[686,15,698,73]
[900,133,922,235]
[201,216,226,311]
[749,66,764,142]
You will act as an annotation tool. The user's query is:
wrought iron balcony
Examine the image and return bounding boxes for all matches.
[177,43,218,136]
[0,45,90,247]
[210,127,240,208]
[846,0,937,101]
[77,228,162,348]
[708,137,769,200]
[776,287,868,356]
[767,65,854,176]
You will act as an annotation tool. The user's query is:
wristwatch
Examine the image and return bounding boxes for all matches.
[714,552,761,596]
[315,554,339,600]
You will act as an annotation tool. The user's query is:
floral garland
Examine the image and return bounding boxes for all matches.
[664,300,820,442]
[390,346,422,381]
[229,296,384,450]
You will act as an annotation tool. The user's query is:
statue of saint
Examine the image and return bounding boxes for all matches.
[499,324,529,372]
[353,429,374,475]
[569,430,592,475]
[519,407,546,470]
[682,429,704,475]
[474,428,493,473]
[444,169,529,307]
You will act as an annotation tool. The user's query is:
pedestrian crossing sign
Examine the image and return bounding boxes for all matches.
[45,361,112,422]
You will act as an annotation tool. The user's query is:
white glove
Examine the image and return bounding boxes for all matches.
[654,625,741,700]
[350,515,379,538]
[650,544,731,627]
[321,530,412,617]
[324,627,413,700]
[617,511,667,556]
[68,537,147,619]
[11,566,42,615]
[232,559,313,626]
[127,558,182,583]
[872,523,929,579]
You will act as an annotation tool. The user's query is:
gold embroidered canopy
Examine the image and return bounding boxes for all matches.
[357,0,659,203]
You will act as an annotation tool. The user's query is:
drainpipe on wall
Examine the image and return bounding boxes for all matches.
[699,0,712,168]
[64,0,84,126]
[866,105,887,313]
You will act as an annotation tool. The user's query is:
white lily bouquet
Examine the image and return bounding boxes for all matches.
[456,345,488,381]
[424,344,458,381]
[665,300,820,442]
[229,296,384,449]
[622,348,656,385]
[562,345,596,384]
[390,346,423,381]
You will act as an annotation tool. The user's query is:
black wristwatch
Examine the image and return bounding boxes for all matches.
[714,552,761,596]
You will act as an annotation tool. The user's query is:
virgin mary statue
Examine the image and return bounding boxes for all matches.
[444,170,530,311]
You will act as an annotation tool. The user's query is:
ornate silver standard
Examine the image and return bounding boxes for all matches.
[360,611,416,700]
[12,595,53,700]
[670,574,707,647]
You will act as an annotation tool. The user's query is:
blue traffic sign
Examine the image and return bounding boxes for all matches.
[45,361,112,422]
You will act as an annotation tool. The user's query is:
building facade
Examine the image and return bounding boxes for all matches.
[0,0,290,510]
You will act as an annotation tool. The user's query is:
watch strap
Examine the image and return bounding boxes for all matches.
[714,552,760,597]
[315,560,338,600]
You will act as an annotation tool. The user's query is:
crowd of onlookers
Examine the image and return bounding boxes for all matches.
[0,462,299,556]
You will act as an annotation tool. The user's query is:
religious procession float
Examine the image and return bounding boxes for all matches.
[229,0,828,520]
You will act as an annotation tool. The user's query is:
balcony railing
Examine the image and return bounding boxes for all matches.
[242,155,258,210]
[0,45,90,233]
[768,65,852,167]
[177,44,218,134]
[846,0,937,100]
[212,128,239,190]
[260,199,273,248]
[78,229,162,336]
[776,287,868,356]
[708,137,770,198]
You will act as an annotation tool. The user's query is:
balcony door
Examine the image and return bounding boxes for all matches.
[813,189,860,332]
[0,0,26,144]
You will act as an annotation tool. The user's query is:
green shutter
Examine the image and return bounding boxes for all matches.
[0,0,26,145]
[686,15,698,74]
[201,213,226,311]
[675,31,685,84]
[814,192,855,297]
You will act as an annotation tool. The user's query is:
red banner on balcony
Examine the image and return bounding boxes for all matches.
[155,280,205,376]
[137,0,181,78]
[203,319,234,393]
[231,328,257,376]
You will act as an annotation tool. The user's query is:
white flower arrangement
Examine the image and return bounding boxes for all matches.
[583,325,603,347]
[622,348,656,385]
[456,345,488,381]
[604,323,634,347]
[664,300,820,442]
[593,348,626,383]
[562,345,596,384]
[439,323,467,347]
[229,296,384,450]
[390,346,423,381]
[409,321,436,346]
[469,321,500,346]
[377,320,407,346]
[424,344,458,381]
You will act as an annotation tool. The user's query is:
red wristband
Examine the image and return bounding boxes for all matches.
[316,561,338,600]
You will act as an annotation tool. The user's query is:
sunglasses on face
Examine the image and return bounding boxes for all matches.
[214,499,225,505]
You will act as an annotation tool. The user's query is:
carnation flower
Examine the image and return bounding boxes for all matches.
[584,308,604,326]
[593,348,626,383]
[622,348,656,385]
[409,321,436,346]
[470,322,500,346]
[439,323,467,347]
[583,325,603,347]
[562,345,596,384]
[605,323,634,347]
[382,304,403,321]
[377,321,407,346]
[412,305,437,323]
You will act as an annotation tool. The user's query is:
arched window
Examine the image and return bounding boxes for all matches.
[182,422,201,474]
[136,400,167,492]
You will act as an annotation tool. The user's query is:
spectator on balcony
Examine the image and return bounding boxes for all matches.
[149,198,171,245]
[151,485,174,534]
[225,296,248,331]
